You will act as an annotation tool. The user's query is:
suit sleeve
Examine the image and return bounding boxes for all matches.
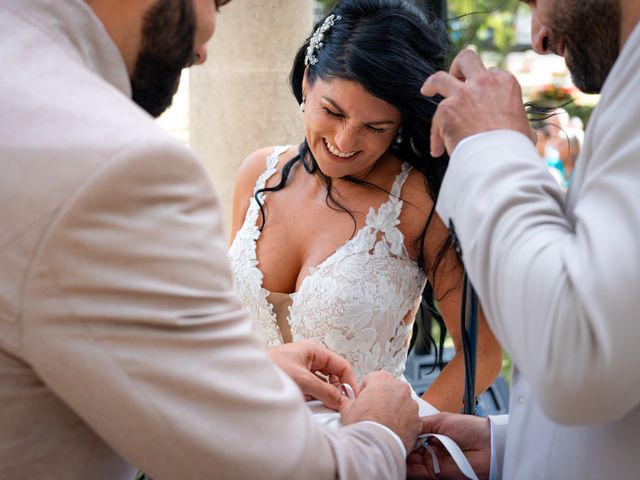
[435,75,640,426]
[21,140,405,479]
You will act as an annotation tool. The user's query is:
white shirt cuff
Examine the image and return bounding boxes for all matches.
[489,417,498,480]
[358,421,407,458]
[488,414,509,480]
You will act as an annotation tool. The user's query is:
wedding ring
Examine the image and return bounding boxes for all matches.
[340,383,355,400]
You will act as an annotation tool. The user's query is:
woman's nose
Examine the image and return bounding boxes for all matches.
[334,126,358,153]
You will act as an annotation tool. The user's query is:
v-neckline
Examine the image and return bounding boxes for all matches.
[253,195,395,298]
[243,151,411,337]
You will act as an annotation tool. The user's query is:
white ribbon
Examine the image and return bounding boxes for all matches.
[309,383,479,480]
[414,433,479,480]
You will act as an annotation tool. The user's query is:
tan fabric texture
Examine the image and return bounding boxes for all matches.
[0,1,405,478]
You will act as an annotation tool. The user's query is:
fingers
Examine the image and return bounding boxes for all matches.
[420,49,486,98]
[449,48,487,82]
[409,447,472,480]
[357,368,391,390]
[298,370,344,410]
[355,371,421,451]
[420,70,463,99]
[304,340,358,394]
[421,50,531,157]
[420,72,462,158]
[407,449,438,479]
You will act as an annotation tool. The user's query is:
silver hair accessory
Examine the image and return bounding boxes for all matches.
[305,14,342,66]
[300,95,306,113]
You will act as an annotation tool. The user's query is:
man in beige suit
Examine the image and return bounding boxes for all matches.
[0,0,421,478]
[409,0,640,478]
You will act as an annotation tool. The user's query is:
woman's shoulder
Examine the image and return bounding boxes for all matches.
[238,146,281,180]
[235,145,297,193]
[399,165,435,215]
[230,145,298,241]
[374,155,434,220]
[395,164,441,249]
[237,145,298,186]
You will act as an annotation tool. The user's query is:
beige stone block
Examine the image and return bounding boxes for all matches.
[190,0,313,235]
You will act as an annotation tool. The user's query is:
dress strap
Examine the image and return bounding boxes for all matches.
[390,162,413,199]
[252,145,291,196]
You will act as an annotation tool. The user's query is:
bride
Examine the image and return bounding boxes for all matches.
[228,0,502,413]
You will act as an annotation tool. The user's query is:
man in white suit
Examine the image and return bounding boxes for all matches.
[408,0,640,478]
[0,0,422,478]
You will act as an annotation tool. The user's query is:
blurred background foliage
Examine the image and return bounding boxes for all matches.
[316,0,595,125]
[447,0,523,60]
[318,0,525,64]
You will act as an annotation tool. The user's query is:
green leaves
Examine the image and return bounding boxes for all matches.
[448,0,524,63]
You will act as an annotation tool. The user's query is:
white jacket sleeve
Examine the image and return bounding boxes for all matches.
[435,53,640,426]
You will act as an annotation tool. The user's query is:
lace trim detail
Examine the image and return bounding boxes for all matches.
[229,148,427,383]
[228,146,290,347]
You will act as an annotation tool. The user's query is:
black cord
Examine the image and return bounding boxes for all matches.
[461,271,479,415]
[449,219,479,416]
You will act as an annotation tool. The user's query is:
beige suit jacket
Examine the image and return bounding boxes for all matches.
[436,24,640,479]
[0,1,404,478]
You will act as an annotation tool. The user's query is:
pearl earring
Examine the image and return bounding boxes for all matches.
[395,127,403,144]
[300,95,306,113]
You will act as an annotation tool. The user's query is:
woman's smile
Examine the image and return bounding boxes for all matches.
[323,138,358,160]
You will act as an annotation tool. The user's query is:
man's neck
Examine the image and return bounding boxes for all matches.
[84,0,152,75]
[620,0,640,47]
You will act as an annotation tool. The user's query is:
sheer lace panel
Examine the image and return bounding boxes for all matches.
[228,146,427,383]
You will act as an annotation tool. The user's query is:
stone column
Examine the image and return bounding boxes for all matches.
[190,0,314,236]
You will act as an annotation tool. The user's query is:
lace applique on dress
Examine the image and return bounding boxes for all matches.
[228,146,427,383]
[228,145,290,347]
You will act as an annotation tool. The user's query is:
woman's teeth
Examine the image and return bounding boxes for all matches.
[325,139,356,158]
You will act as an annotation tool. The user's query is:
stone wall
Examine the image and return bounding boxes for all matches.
[189,0,314,236]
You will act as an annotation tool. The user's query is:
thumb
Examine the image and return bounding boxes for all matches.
[300,372,343,410]
[420,413,447,434]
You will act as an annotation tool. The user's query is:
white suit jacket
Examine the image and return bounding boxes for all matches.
[436,24,640,480]
[0,1,405,478]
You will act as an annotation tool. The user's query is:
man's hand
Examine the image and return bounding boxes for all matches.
[421,49,534,157]
[407,413,491,479]
[266,339,357,410]
[340,371,421,452]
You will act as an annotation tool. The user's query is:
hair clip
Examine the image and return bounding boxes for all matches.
[305,14,341,66]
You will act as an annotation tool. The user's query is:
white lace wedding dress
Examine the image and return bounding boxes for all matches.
[228,146,427,384]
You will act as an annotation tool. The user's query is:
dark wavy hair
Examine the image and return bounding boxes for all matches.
[256,0,456,367]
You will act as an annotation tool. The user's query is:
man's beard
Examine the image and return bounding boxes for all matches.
[549,0,621,94]
[131,0,196,118]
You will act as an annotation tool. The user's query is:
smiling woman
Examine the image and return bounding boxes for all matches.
[227,0,502,413]
[302,77,401,178]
